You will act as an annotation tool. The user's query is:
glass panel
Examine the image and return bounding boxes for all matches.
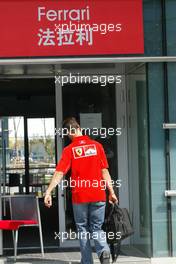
[127,65,151,257]
[148,63,168,257]
[28,118,56,197]
[0,118,3,252]
[62,83,117,235]
[0,118,3,195]
[27,118,58,247]
[136,80,151,255]
[1,116,25,249]
[167,62,176,256]
[0,117,25,195]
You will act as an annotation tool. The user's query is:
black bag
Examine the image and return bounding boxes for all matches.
[109,242,121,263]
[103,202,134,243]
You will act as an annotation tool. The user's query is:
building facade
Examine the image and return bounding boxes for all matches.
[0,1,176,263]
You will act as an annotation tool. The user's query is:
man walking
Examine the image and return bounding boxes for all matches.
[44,117,118,264]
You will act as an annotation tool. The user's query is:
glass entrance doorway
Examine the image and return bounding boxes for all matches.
[55,62,152,258]
[0,78,58,252]
[0,62,152,260]
[62,82,118,237]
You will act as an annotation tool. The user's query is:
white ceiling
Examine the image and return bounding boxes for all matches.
[0,62,145,79]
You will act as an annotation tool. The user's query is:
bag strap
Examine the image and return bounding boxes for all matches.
[107,202,116,218]
[108,204,115,219]
[113,202,124,220]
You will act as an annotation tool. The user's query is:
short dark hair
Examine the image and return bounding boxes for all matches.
[62,117,80,132]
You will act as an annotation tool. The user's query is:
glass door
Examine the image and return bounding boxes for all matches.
[0,117,25,196]
[27,118,56,197]
[0,118,3,255]
[126,64,151,257]
[165,63,176,256]
[27,118,58,247]
[1,116,58,249]
[1,116,25,250]
[58,81,118,246]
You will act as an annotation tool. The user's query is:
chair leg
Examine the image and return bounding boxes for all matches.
[12,230,14,243]
[38,226,44,257]
[13,230,18,261]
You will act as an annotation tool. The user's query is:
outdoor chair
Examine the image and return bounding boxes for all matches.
[0,194,44,261]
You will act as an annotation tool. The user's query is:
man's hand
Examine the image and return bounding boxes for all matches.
[44,171,64,208]
[44,193,52,208]
[109,192,118,204]
[101,169,119,204]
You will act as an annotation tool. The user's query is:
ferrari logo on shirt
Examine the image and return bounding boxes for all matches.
[75,148,83,157]
[72,144,97,159]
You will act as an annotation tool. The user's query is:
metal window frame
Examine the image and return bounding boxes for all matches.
[0,56,176,66]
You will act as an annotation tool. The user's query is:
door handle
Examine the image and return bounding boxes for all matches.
[163,123,176,129]
[165,190,176,197]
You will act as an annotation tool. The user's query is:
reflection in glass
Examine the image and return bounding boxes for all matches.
[28,118,56,197]
[0,117,25,194]
[127,65,151,257]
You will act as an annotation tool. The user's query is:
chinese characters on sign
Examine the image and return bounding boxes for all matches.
[38,28,93,46]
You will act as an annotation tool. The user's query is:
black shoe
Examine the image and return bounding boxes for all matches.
[99,250,110,264]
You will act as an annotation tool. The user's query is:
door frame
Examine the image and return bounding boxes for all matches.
[55,66,130,247]
[127,71,149,245]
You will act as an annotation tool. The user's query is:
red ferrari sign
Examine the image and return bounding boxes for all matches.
[0,0,144,58]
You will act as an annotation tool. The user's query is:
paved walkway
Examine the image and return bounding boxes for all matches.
[0,246,151,264]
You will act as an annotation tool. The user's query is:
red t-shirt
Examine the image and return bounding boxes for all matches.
[55,135,109,203]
